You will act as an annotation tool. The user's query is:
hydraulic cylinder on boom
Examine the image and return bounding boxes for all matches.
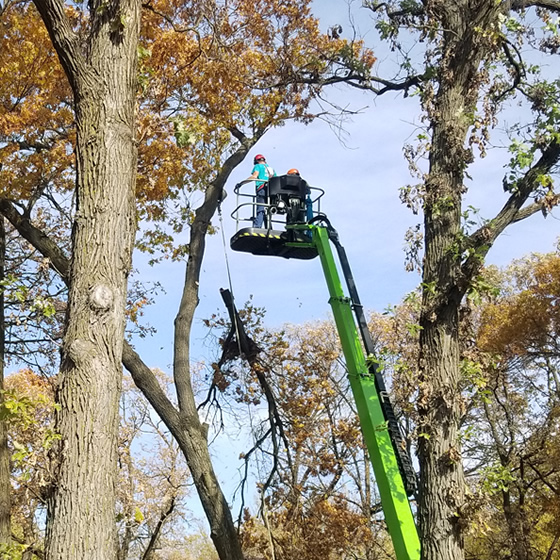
[230,174,421,560]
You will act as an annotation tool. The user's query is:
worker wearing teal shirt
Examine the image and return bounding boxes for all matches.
[249,154,276,228]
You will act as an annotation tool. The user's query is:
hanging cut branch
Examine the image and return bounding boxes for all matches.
[214,288,294,521]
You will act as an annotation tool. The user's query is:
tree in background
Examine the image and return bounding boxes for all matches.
[462,250,560,560]
[202,305,402,560]
[2,369,55,559]
[2,368,195,560]
[116,373,192,560]
[363,249,560,560]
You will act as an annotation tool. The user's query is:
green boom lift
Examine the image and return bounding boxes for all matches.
[230,174,421,560]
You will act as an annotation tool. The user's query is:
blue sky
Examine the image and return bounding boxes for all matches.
[135,85,559,369]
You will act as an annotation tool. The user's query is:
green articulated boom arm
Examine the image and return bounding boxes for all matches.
[287,218,421,560]
[229,184,420,559]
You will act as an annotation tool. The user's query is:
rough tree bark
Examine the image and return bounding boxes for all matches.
[0,217,10,545]
[416,6,494,559]
[30,0,140,558]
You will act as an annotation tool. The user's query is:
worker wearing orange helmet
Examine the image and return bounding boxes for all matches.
[286,167,313,222]
[249,154,276,228]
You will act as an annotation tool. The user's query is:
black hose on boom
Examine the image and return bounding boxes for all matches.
[309,215,418,496]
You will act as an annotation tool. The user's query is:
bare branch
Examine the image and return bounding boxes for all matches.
[235,427,272,527]
[142,2,196,33]
[215,289,293,521]
[0,198,69,279]
[510,200,552,222]
[363,0,425,18]
[494,38,526,102]
[511,0,560,12]
[526,461,559,495]
[228,126,247,143]
[276,72,424,97]
[11,533,44,559]
[141,496,177,560]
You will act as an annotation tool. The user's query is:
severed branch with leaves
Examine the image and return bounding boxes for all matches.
[204,288,293,526]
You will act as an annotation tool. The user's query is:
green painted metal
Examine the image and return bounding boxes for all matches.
[310,225,421,560]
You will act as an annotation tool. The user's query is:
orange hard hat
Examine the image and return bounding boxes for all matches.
[287,168,300,175]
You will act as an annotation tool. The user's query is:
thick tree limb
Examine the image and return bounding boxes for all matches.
[121,344,182,427]
[169,140,261,560]
[16,140,53,152]
[228,126,247,143]
[0,199,69,279]
[461,138,560,289]
[173,137,257,412]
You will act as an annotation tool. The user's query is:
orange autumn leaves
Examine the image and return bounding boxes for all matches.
[1,0,375,218]
[0,3,74,200]
[478,252,560,358]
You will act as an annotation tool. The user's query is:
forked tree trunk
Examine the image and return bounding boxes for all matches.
[32,1,141,558]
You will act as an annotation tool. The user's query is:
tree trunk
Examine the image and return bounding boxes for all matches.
[0,217,10,545]
[418,135,465,557]
[33,1,141,558]
[0,166,248,560]
[503,485,534,560]
[171,167,247,560]
[417,3,496,559]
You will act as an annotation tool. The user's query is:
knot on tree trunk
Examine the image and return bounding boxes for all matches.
[89,284,114,311]
[67,338,96,365]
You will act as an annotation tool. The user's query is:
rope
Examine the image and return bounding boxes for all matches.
[218,203,236,297]
[217,202,243,359]
[218,201,273,545]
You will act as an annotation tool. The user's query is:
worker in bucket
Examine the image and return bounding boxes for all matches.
[248,154,276,228]
[287,168,313,222]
